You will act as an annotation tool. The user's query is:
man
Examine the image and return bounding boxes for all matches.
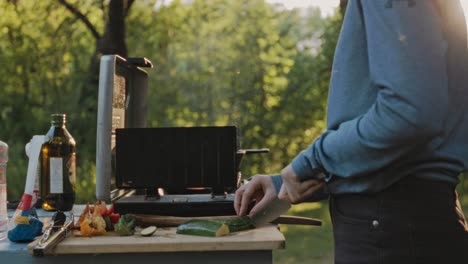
[234,0,468,263]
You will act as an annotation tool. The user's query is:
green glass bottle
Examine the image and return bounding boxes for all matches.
[40,114,76,211]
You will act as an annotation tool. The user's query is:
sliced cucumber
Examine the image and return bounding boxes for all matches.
[140,225,157,236]
[220,215,255,233]
[176,220,230,237]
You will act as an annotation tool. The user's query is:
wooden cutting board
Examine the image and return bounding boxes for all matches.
[27,225,285,255]
[26,204,286,255]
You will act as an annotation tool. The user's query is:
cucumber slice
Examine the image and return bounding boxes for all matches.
[140,226,157,236]
[220,215,255,233]
[176,220,230,237]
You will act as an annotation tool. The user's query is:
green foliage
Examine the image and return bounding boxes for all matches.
[1,1,466,263]
[0,0,102,201]
[0,0,341,205]
[0,0,347,204]
[127,0,334,176]
[274,202,334,263]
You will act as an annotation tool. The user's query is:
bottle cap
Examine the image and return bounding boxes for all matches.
[51,114,66,126]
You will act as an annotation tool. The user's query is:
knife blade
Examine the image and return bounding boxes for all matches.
[249,197,291,227]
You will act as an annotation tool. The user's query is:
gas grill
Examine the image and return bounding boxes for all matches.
[95,55,267,217]
[112,126,267,216]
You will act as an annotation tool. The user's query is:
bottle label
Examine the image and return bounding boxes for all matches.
[66,154,76,185]
[49,157,63,194]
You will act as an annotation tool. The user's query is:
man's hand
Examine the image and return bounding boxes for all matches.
[234,175,277,216]
[278,164,324,204]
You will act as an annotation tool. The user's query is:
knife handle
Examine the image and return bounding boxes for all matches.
[271,215,322,226]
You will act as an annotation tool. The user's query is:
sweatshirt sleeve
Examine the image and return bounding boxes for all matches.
[271,174,283,193]
[292,0,448,181]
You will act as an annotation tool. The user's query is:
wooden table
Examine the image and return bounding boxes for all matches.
[1,205,285,264]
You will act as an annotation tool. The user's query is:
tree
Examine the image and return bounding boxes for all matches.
[0,0,135,201]
[126,0,338,176]
[0,0,343,202]
[0,0,99,199]
[57,0,135,155]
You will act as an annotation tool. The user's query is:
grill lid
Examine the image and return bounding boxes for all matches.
[115,126,238,195]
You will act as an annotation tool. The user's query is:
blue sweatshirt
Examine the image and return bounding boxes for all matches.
[273,0,468,195]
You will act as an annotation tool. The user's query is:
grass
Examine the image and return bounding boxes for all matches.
[273,178,468,264]
[273,201,334,263]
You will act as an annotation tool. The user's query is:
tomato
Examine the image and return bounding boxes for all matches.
[106,204,114,216]
[92,201,107,216]
[109,213,120,224]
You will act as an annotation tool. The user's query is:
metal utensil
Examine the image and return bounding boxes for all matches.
[33,212,74,257]
[249,197,291,227]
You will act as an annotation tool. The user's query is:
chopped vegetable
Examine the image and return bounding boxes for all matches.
[220,215,255,233]
[106,204,114,216]
[78,203,91,225]
[140,226,157,236]
[114,214,136,236]
[78,202,121,233]
[104,215,112,231]
[79,208,106,237]
[176,220,230,237]
[109,213,120,224]
[94,201,108,216]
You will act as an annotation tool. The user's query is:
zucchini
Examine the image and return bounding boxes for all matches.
[176,220,230,237]
[220,215,255,233]
[140,225,157,236]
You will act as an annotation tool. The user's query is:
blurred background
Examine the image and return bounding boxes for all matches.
[0,0,466,262]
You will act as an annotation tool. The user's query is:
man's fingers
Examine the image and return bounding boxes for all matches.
[234,175,279,216]
[288,181,325,204]
[299,179,322,192]
[239,183,257,216]
[248,193,275,216]
[280,177,325,204]
[278,184,290,202]
[289,180,319,202]
[298,182,325,202]
[234,187,245,215]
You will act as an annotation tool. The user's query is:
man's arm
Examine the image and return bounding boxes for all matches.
[292,0,448,181]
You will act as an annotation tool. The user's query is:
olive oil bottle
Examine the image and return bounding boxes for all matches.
[40,114,76,211]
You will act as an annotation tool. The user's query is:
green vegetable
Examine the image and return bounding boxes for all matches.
[104,215,112,231]
[114,214,136,236]
[176,220,230,237]
[140,226,157,236]
[220,215,255,233]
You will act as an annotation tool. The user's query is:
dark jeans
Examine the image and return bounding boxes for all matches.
[330,176,468,264]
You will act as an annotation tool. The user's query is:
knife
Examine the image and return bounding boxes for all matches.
[249,197,291,227]
[131,213,321,227]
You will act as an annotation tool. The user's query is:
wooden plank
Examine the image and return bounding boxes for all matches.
[27,204,285,255]
[27,225,285,255]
